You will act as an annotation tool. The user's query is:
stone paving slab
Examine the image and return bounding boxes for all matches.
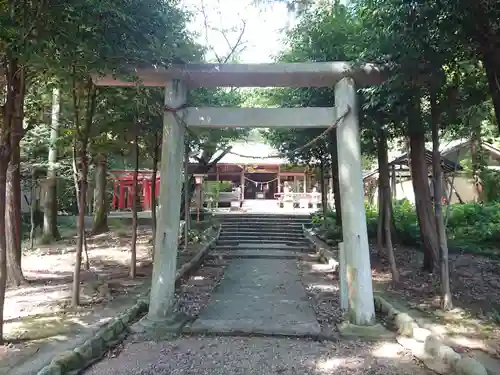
[189,258,321,336]
[187,319,321,337]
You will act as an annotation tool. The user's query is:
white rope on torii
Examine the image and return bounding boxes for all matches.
[165,104,351,160]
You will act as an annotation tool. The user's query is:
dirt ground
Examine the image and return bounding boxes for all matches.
[371,244,500,358]
[0,224,204,375]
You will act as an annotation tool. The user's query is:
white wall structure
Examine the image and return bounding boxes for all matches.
[93,62,387,327]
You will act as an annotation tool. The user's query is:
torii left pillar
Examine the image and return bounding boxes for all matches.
[146,79,186,324]
[335,77,376,326]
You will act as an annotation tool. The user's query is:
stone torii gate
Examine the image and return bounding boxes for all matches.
[93,62,386,328]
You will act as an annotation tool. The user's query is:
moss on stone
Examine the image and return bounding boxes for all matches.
[454,357,488,375]
[51,350,83,372]
[337,321,395,340]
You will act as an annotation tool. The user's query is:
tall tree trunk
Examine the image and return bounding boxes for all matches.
[6,145,24,285]
[409,133,439,271]
[71,79,96,307]
[376,179,384,256]
[150,132,160,253]
[0,162,8,342]
[407,91,438,271]
[130,135,139,279]
[378,130,399,283]
[482,50,500,133]
[470,120,483,201]
[92,154,109,234]
[5,64,25,286]
[72,145,90,271]
[0,57,26,339]
[430,91,453,310]
[327,131,342,226]
[30,170,37,250]
[43,87,61,242]
[72,158,89,307]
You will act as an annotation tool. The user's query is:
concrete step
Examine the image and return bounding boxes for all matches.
[218,234,306,241]
[214,244,310,252]
[213,249,304,259]
[220,232,305,239]
[220,223,305,230]
[217,239,309,246]
[217,214,309,221]
[215,213,310,220]
[220,226,304,233]
[219,231,305,240]
[217,217,310,224]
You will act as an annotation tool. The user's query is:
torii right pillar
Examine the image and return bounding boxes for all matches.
[335,77,376,326]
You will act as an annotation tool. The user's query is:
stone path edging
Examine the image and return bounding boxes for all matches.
[36,225,221,375]
[301,224,487,375]
[374,295,487,375]
[302,225,339,271]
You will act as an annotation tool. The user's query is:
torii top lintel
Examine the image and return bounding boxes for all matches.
[92,62,387,89]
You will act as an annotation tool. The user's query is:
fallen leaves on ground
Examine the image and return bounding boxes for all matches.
[371,244,500,357]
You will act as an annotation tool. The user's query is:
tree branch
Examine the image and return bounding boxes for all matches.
[208,146,232,168]
[199,0,248,63]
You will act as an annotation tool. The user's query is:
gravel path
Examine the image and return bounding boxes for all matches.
[174,254,229,318]
[298,253,344,336]
[85,336,431,375]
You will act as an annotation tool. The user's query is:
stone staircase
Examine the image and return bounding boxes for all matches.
[213,214,312,258]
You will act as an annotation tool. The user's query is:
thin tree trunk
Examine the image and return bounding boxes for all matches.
[383,189,398,283]
[92,154,109,234]
[409,133,439,271]
[183,141,190,250]
[470,121,483,201]
[328,131,342,226]
[72,159,89,307]
[407,92,439,272]
[0,57,24,339]
[482,51,500,134]
[378,130,399,283]
[5,64,25,286]
[444,149,460,227]
[430,91,453,310]
[71,78,96,307]
[376,176,384,257]
[30,170,37,250]
[72,145,90,270]
[0,162,8,342]
[150,132,160,253]
[130,134,139,279]
[43,87,61,242]
[6,151,25,285]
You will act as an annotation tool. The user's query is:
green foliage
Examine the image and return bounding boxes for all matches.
[314,199,500,254]
[205,181,233,205]
[392,199,420,245]
[481,170,500,202]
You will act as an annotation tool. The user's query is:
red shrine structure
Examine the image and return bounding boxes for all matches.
[109,136,315,211]
[110,170,160,211]
[110,162,311,211]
